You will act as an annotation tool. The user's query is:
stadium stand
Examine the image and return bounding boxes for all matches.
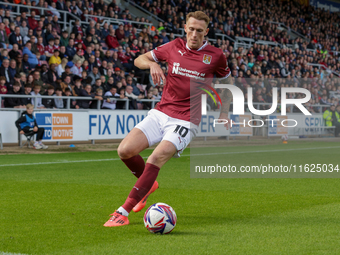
[0,0,339,115]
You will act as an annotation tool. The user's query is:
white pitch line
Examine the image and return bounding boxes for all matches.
[0,158,123,167]
[189,146,340,157]
[0,146,339,168]
[0,253,30,255]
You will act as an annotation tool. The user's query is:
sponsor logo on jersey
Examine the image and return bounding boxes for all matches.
[203,54,212,64]
[172,62,206,80]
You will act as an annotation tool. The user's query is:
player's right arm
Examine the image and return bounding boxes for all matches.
[134,52,166,86]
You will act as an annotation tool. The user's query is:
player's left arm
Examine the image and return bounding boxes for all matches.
[134,51,166,86]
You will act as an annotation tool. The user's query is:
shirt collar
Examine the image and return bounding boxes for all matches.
[186,40,208,51]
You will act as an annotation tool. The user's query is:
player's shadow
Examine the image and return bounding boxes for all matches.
[179,215,236,226]
[170,231,215,236]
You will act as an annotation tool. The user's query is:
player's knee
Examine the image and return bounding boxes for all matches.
[146,155,160,165]
[147,151,172,166]
[117,144,134,159]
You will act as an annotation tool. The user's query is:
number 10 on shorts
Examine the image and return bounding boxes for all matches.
[173,125,189,138]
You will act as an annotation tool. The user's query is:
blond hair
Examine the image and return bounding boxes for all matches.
[61,58,68,70]
[26,104,34,109]
[186,11,209,27]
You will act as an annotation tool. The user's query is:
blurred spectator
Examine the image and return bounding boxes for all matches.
[72,48,85,65]
[66,38,76,60]
[0,58,11,85]
[105,29,119,49]
[42,85,55,108]
[22,41,38,68]
[72,78,83,96]
[0,22,10,49]
[323,104,340,137]
[0,76,8,95]
[54,87,64,109]
[57,58,68,78]
[30,84,45,109]
[60,75,73,93]
[92,78,104,92]
[9,26,22,48]
[88,66,100,85]
[21,83,32,106]
[20,20,28,39]
[125,85,144,109]
[76,84,102,109]
[4,82,25,108]
[90,88,103,109]
[49,49,61,65]
[102,86,120,109]
[28,10,38,31]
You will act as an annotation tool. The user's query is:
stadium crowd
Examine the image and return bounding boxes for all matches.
[0,0,339,115]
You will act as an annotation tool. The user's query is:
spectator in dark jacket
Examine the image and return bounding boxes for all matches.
[66,38,77,60]
[21,84,33,106]
[9,43,20,60]
[76,84,102,109]
[22,54,30,74]
[4,82,25,108]
[42,85,55,108]
[9,26,23,48]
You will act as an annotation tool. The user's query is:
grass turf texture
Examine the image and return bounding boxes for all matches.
[0,141,339,255]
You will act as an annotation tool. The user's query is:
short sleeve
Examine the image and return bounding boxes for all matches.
[215,51,230,79]
[151,40,174,62]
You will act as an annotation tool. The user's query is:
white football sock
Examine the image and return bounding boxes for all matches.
[117,206,129,217]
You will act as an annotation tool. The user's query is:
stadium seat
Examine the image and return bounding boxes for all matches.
[20,131,35,148]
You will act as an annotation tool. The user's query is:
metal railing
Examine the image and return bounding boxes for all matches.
[256,40,281,47]
[124,0,164,23]
[0,94,333,114]
[267,21,310,42]
[0,94,128,110]
[234,36,254,49]
[3,2,80,31]
[330,91,340,99]
[234,37,282,50]
[0,94,163,110]
[84,14,153,30]
[307,63,340,77]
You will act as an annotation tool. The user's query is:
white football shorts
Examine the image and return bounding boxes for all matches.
[134,109,198,158]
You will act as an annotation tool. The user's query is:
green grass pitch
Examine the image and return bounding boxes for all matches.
[0,141,340,255]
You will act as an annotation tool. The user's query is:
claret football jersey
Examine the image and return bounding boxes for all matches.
[151,38,230,125]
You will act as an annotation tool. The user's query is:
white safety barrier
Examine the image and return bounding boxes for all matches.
[0,110,332,144]
[268,113,327,136]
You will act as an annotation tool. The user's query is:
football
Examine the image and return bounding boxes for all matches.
[144,203,177,234]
